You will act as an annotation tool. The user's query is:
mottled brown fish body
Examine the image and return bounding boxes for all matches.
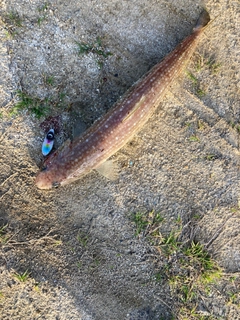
[36,10,210,189]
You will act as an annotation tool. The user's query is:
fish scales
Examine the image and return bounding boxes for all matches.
[36,10,210,189]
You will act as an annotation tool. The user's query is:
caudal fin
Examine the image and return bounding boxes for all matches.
[194,9,210,30]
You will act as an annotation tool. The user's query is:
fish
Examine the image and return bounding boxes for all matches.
[35,10,210,189]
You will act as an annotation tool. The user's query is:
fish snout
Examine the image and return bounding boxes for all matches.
[35,171,54,189]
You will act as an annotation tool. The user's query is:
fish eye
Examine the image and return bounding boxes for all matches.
[52,181,60,188]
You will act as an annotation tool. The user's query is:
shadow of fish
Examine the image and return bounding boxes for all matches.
[36,10,210,189]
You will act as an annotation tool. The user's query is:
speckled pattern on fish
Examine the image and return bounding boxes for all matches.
[35,10,210,189]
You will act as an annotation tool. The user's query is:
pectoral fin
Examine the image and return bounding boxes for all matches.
[95,160,119,181]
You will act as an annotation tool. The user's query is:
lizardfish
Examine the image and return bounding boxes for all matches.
[36,10,210,189]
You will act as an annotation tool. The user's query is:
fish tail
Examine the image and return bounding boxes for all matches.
[194,9,210,31]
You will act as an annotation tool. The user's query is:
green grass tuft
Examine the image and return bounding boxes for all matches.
[131,210,164,236]
[3,11,23,38]
[77,232,88,247]
[162,230,182,255]
[0,224,9,244]
[131,212,149,236]
[189,135,200,142]
[11,90,50,118]
[186,71,198,84]
[75,36,112,68]
[13,270,30,282]
[36,2,49,26]
[11,90,67,119]
[76,36,112,58]
[6,11,22,27]
[130,211,227,319]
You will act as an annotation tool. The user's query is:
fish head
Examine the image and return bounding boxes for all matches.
[35,167,60,189]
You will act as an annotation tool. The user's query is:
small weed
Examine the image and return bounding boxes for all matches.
[206,58,221,74]
[184,242,222,284]
[76,262,82,269]
[195,53,221,74]
[75,41,92,54]
[180,284,196,302]
[11,90,50,118]
[176,214,182,224]
[0,291,4,299]
[131,210,165,237]
[229,276,237,283]
[131,212,149,236]
[77,232,88,247]
[89,259,101,270]
[37,16,47,26]
[186,70,206,98]
[169,275,182,289]
[53,240,62,246]
[3,11,23,37]
[97,60,104,69]
[227,292,238,304]
[6,11,22,27]
[197,120,205,130]
[76,36,112,68]
[76,36,112,58]
[200,268,222,285]
[37,2,49,26]
[184,242,212,269]
[94,259,100,266]
[154,212,165,223]
[196,87,206,97]
[195,56,203,72]
[58,92,66,102]
[162,230,182,255]
[0,224,8,234]
[204,285,212,296]
[45,75,55,86]
[154,272,163,282]
[189,135,200,142]
[11,90,66,119]
[186,71,198,84]
[37,2,49,12]
[230,122,240,133]
[5,30,18,38]
[0,224,9,244]
[33,283,40,292]
[193,213,201,220]
[13,270,30,282]
[179,306,214,320]
[205,154,217,161]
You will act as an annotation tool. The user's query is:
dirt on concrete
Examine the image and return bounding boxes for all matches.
[0,0,239,319]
